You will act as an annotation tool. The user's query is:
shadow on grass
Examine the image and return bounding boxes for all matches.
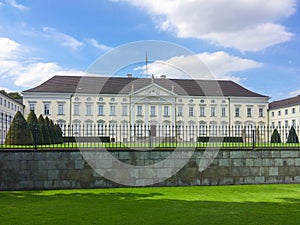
[1,190,300,225]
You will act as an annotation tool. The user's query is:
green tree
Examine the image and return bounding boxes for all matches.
[271,128,281,143]
[287,126,299,143]
[5,111,33,145]
[26,110,44,145]
[0,90,22,99]
[38,115,51,145]
[50,120,58,144]
[45,117,55,144]
[55,124,64,144]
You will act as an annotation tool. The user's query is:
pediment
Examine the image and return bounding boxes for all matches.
[130,83,177,97]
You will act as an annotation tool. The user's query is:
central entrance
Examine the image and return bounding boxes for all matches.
[150,125,156,137]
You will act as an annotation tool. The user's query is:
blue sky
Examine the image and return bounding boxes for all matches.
[0,0,299,101]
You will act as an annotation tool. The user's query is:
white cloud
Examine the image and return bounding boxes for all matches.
[289,90,300,97]
[6,0,29,11]
[0,37,85,88]
[134,51,262,82]
[114,0,297,51]
[43,27,84,50]
[0,37,20,58]
[86,38,112,52]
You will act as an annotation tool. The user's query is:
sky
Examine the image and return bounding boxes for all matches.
[0,0,300,101]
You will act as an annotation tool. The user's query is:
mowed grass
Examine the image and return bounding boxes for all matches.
[2,141,300,149]
[1,185,300,225]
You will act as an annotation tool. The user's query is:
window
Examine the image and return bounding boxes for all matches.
[122,105,128,116]
[0,97,2,105]
[86,104,92,115]
[110,105,116,116]
[98,105,104,116]
[235,107,240,117]
[292,108,296,114]
[285,120,289,127]
[29,103,35,111]
[137,105,142,116]
[285,109,288,115]
[163,105,169,117]
[271,111,274,117]
[177,106,183,116]
[58,104,64,115]
[200,106,205,117]
[259,108,264,117]
[74,104,80,115]
[278,121,281,127]
[189,106,194,117]
[4,99,6,107]
[247,107,252,117]
[221,107,226,117]
[211,107,216,117]
[44,103,50,115]
[292,120,296,127]
[97,121,105,136]
[271,122,275,127]
[150,105,156,116]
[8,101,10,109]
[278,110,281,116]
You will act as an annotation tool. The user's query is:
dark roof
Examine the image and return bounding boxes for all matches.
[269,95,300,110]
[23,75,268,98]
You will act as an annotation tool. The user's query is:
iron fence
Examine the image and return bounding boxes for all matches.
[1,123,300,150]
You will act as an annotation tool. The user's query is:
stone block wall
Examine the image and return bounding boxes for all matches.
[0,149,300,190]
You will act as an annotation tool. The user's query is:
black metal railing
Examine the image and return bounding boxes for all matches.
[1,123,300,150]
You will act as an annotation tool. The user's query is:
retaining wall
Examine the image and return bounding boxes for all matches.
[1,149,300,190]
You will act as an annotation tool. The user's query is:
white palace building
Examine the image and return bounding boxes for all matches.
[21,75,269,142]
[0,92,24,144]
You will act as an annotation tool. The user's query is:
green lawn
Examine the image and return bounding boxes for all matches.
[1,141,300,149]
[1,185,300,225]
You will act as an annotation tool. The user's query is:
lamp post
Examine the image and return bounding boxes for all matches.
[34,127,38,151]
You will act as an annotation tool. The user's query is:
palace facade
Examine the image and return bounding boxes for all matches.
[22,75,269,141]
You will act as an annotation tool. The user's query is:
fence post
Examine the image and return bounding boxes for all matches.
[252,129,256,149]
[34,126,38,151]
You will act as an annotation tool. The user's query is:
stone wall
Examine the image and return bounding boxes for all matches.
[1,149,300,190]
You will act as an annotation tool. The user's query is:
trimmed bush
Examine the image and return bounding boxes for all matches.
[26,110,44,145]
[38,115,51,145]
[271,129,281,143]
[5,111,34,145]
[55,124,64,143]
[287,126,299,143]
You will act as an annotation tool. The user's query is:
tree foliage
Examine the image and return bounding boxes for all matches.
[0,90,22,99]
[38,115,51,145]
[287,126,299,143]
[271,129,281,143]
[5,111,33,145]
[26,110,44,145]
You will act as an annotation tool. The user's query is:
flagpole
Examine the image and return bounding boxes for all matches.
[146,51,148,77]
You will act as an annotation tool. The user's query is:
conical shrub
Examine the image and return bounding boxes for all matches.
[287,126,299,143]
[38,115,51,145]
[271,128,281,143]
[26,110,44,145]
[55,124,64,144]
[5,111,34,145]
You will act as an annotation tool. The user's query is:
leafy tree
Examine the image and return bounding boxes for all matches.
[0,90,22,99]
[287,126,299,143]
[26,110,44,145]
[38,115,51,145]
[271,128,281,143]
[50,120,58,144]
[5,111,33,145]
[45,117,55,144]
[55,124,64,143]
